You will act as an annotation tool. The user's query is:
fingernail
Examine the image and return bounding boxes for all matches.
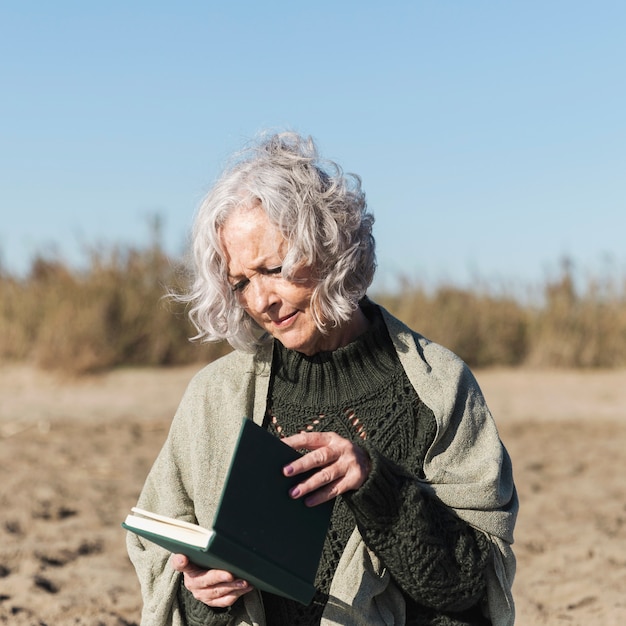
[283,465,294,476]
[290,486,300,498]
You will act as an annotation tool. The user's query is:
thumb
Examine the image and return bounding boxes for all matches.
[170,553,190,572]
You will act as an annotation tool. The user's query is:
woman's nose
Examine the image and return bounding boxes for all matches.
[245,276,278,313]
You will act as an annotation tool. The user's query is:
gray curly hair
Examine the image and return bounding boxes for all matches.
[179,131,376,352]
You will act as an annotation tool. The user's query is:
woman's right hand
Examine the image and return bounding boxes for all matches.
[171,554,253,608]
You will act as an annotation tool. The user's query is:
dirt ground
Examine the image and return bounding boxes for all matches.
[1,364,625,625]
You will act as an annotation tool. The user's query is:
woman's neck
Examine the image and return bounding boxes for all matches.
[321,306,371,353]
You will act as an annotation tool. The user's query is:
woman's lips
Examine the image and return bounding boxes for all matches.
[272,311,298,327]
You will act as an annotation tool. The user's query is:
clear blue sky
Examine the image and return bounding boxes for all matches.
[1,1,624,293]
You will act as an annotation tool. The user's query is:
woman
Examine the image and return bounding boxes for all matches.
[127,132,517,626]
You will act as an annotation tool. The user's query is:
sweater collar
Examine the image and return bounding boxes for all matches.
[270,302,400,407]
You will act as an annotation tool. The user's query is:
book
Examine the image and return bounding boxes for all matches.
[123,417,334,605]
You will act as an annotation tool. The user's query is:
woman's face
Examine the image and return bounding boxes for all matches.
[220,205,351,355]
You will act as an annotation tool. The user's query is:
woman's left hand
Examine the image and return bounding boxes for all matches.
[280,431,371,506]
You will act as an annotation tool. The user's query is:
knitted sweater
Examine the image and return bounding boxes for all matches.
[179,304,492,625]
[127,302,517,626]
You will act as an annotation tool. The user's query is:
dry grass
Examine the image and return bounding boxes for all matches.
[2,242,625,375]
[377,259,626,369]
[0,243,229,375]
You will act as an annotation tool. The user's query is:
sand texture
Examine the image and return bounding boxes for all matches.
[1,364,625,625]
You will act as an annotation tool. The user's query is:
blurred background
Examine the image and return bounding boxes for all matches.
[1,0,625,374]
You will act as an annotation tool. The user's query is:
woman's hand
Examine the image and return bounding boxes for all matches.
[171,554,252,608]
[281,431,371,506]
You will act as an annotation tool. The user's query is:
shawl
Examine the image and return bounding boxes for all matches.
[126,304,517,625]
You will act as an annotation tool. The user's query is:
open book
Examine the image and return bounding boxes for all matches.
[123,418,333,605]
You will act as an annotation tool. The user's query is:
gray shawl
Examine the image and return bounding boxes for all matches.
[127,306,517,625]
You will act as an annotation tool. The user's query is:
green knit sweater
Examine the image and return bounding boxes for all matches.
[179,303,492,625]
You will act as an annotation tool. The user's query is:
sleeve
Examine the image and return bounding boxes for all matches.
[125,371,227,626]
[344,442,492,613]
[125,422,194,626]
[126,353,267,626]
[366,313,517,624]
[177,579,234,626]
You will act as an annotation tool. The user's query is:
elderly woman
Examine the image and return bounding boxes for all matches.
[127,132,517,626]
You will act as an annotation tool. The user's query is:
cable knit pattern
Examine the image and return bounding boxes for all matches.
[179,302,492,625]
[177,580,232,626]
[261,303,492,625]
[346,444,492,624]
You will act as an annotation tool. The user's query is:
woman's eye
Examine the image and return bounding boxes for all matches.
[231,279,249,293]
[230,267,281,292]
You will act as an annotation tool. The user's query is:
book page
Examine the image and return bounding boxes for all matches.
[126,509,214,548]
[130,507,210,532]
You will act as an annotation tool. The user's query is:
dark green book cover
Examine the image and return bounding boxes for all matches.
[123,417,333,605]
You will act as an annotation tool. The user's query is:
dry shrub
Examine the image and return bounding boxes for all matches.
[2,247,626,374]
[0,277,32,361]
[376,281,529,368]
[0,245,229,375]
[525,261,626,368]
[377,260,626,369]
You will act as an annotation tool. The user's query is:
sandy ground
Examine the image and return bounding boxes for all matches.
[1,363,625,625]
